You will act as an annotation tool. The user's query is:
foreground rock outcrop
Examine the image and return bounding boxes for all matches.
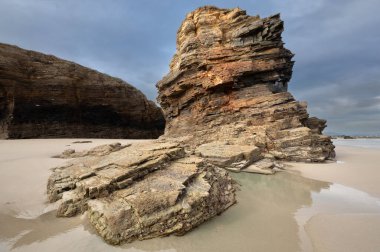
[47,6,336,245]
[0,43,164,139]
[48,142,236,244]
[157,6,335,162]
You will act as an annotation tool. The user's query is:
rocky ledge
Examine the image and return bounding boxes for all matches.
[0,43,164,139]
[48,141,236,244]
[157,6,335,162]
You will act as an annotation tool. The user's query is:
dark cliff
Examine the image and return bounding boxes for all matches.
[0,43,164,139]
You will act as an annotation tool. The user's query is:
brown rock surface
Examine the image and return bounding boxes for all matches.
[53,142,128,159]
[157,6,335,162]
[0,43,164,139]
[195,141,261,171]
[47,141,236,244]
[46,6,338,245]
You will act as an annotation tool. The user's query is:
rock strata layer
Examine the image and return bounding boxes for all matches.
[157,6,335,161]
[47,6,337,245]
[48,141,236,244]
[0,43,164,139]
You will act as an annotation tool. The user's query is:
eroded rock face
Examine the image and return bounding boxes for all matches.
[47,142,236,244]
[157,6,335,162]
[195,141,261,171]
[47,6,337,245]
[0,43,164,139]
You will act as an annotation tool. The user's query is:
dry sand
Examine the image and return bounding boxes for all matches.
[0,139,379,252]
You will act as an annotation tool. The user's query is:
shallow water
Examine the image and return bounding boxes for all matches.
[0,139,380,252]
[1,172,379,252]
[333,138,380,149]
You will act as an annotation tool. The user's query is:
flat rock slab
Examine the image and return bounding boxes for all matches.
[195,141,261,170]
[47,141,236,244]
[54,142,128,158]
[243,158,275,175]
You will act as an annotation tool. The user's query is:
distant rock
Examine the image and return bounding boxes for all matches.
[0,43,164,139]
[343,135,355,139]
[157,6,335,162]
[72,140,93,144]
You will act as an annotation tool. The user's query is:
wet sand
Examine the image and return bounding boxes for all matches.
[288,143,380,198]
[0,139,379,252]
[287,141,380,252]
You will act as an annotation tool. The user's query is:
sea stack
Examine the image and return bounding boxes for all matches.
[0,43,164,139]
[157,6,335,162]
[47,6,336,245]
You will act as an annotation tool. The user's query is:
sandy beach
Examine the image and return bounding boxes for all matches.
[287,141,380,252]
[0,139,379,252]
[288,141,380,198]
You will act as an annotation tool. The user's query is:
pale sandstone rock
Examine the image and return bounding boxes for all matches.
[47,141,236,243]
[243,158,275,175]
[54,142,128,159]
[87,157,235,244]
[195,141,261,171]
[157,6,335,162]
[47,5,338,245]
[48,142,185,215]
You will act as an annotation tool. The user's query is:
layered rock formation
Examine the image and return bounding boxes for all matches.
[157,6,335,162]
[0,43,164,139]
[48,141,236,244]
[47,6,337,245]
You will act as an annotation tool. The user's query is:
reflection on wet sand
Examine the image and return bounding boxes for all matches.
[1,140,380,252]
[0,171,331,252]
[0,210,82,250]
[118,172,331,252]
[296,182,380,251]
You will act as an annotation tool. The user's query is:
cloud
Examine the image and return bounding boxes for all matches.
[292,66,380,135]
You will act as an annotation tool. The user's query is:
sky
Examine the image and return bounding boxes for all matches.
[0,0,379,136]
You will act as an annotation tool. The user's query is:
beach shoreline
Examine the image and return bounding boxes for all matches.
[0,139,379,252]
[287,143,380,198]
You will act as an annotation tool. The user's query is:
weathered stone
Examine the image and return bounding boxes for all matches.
[61,149,75,157]
[48,142,185,207]
[47,141,236,243]
[54,142,128,158]
[0,43,164,139]
[46,5,339,246]
[157,6,335,162]
[87,157,235,244]
[242,158,275,175]
[195,141,261,171]
[72,140,93,144]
